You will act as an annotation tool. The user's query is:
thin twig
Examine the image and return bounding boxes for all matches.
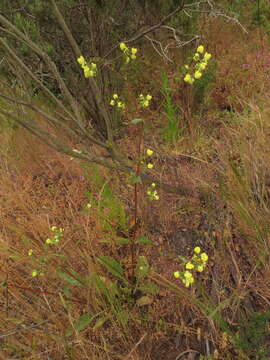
[103,1,185,59]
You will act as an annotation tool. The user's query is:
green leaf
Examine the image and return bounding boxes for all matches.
[65,313,95,337]
[117,310,129,326]
[115,237,130,245]
[136,295,153,306]
[135,256,150,279]
[45,254,67,261]
[97,256,124,279]
[62,286,71,299]
[93,314,110,331]
[135,235,152,245]
[139,281,159,295]
[131,118,144,125]
[130,175,142,184]
[58,271,83,287]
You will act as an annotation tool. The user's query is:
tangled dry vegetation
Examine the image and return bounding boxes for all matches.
[1,12,270,360]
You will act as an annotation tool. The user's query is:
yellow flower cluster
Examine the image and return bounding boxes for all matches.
[45,226,64,245]
[183,45,212,85]
[192,246,208,272]
[30,226,65,277]
[109,93,125,109]
[139,94,152,108]
[144,149,159,200]
[77,56,97,78]
[147,182,159,201]
[174,246,209,287]
[119,42,138,63]
[146,148,154,171]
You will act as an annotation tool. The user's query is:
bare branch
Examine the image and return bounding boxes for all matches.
[104,0,185,59]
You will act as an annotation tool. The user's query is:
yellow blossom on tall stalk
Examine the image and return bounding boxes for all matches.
[183,45,211,85]
[201,253,208,262]
[193,53,200,61]
[119,42,138,62]
[77,56,85,66]
[184,73,194,84]
[197,45,204,54]
[77,56,97,78]
[109,93,125,109]
[204,52,212,61]
[194,71,202,79]
[120,42,128,51]
[194,247,201,254]
[139,94,152,108]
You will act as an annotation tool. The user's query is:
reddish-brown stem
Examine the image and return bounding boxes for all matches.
[8,283,86,304]
[131,121,144,281]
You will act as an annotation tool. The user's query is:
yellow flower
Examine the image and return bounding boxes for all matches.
[130,48,137,60]
[86,203,92,209]
[117,101,125,109]
[174,271,180,278]
[197,45,204,54]
[154,195,160,200]
[46,238,52,244]
[184,271,193,279]
[184,73,194,84]
[110,100,115,106]
[194,247,201,254]
[144,100,149,107]
[182,272,194,287]
[204,52,212,61]
[28,249,33,256]
[198,62,207,71]
[197,265,204,272]
[184,64,189,70]
[146,148,154,156]
[185,262,194,270]
[120,42,127,51]
[32,270,38,277]
[146,94,152,101]
[77,56,85,66]
[83,63,97,78]
[147,163,153,169]
[151,183,156,187]
[194,71,202,79]
[193,53,200,61]
[184,73,191,82]
[51,226,57,231]
[83,66,91,78]
[201,253,208,262]
[113,94,118,99]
